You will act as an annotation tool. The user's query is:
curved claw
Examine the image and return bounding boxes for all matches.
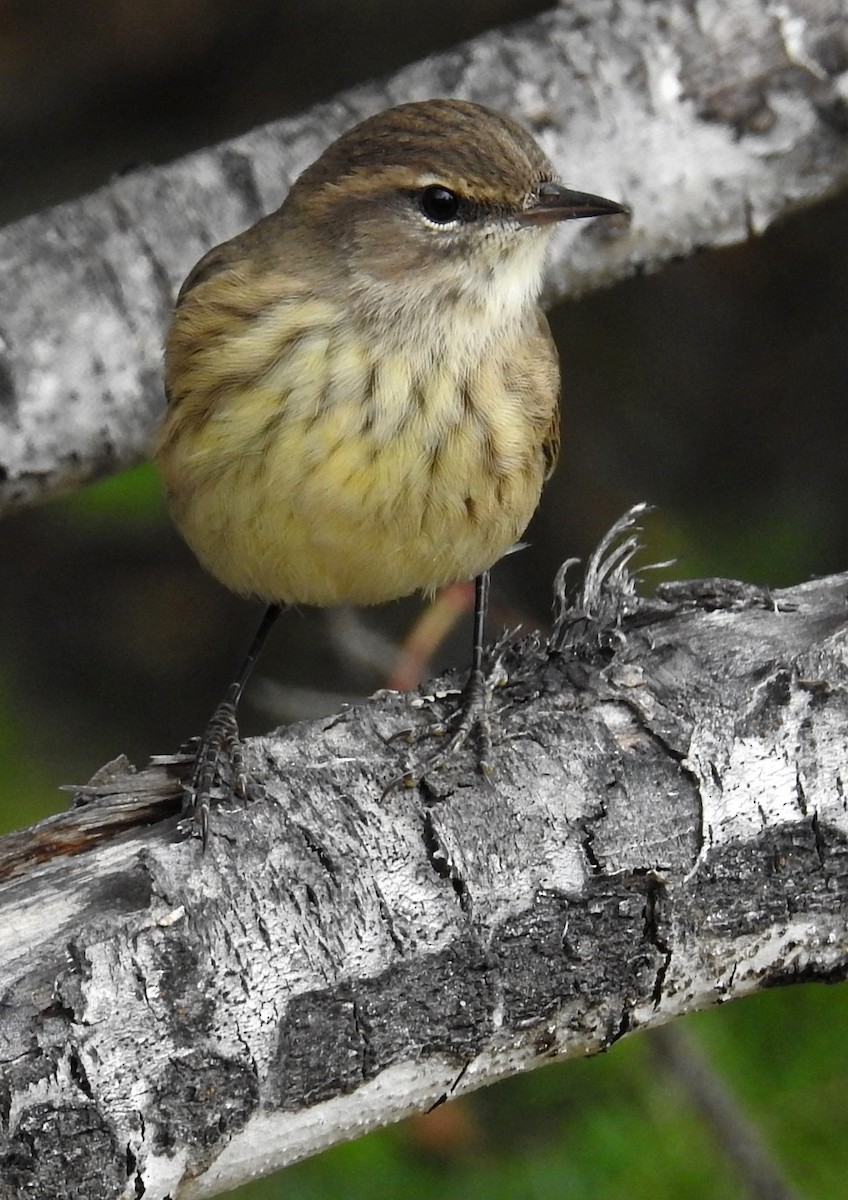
[383,664,496,796]
[187,698,244,846]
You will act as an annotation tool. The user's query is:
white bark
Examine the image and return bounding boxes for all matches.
[1,515,847,1199]
[0,0,846,511]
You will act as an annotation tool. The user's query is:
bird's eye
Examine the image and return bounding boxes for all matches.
[418,185,461,224]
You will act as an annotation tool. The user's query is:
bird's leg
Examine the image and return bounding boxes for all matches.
[389,572,499,791]
[189,602,282,845]
[429,570,493,772]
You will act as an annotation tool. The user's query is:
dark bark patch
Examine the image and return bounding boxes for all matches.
[152,1051,259,1154]
[0,1102,122,1200]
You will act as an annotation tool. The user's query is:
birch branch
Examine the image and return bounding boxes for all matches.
[1,514,847,1200]
[1,0,847,512]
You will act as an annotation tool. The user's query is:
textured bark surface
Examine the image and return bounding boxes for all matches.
[1,526,847,1199]
[1,0,846,511]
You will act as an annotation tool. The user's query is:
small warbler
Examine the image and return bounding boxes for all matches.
[156,98,625,834]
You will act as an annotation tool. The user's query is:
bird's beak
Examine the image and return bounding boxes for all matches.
[518,181,629,225]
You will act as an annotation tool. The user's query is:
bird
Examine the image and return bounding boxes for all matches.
[155,97,626,838]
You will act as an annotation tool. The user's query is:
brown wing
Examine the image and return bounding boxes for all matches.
[164,210,293,409]
[535,309,561,481]
[542,393,561,481]
[172,208,290,309]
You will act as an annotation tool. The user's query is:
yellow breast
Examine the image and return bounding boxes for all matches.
[157,288,558,607]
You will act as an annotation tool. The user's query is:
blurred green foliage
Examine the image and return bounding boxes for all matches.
[62,461,167,524]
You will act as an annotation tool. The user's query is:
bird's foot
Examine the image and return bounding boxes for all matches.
[384,657,506,796]
[186,696,248,846]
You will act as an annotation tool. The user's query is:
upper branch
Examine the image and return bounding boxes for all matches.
[1,0,847,511]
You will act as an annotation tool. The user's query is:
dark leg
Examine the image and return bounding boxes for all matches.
[466,570,490,713]
[437,569,494,775]
[386,571,495,794]
[190,602,282,845]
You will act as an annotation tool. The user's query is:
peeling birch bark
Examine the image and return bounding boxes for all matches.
[1,515,846,1199]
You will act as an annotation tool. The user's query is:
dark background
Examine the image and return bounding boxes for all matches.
[1,3,846,1198]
